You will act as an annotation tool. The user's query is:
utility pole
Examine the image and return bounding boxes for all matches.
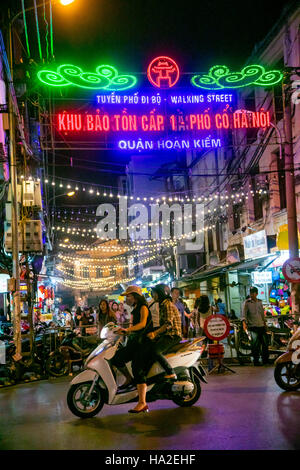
[283,72,300,323]
[8,13,22,360]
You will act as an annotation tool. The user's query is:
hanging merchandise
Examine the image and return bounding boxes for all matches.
[267,267,291,315]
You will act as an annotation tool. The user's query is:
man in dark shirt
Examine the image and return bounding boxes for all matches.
[241,287,269,366]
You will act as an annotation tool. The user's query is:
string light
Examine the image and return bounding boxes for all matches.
[58,245,163,263]
[58,238,178,252]
[59,275,136,290]
[57,253,160,276]
[38,176,267,205]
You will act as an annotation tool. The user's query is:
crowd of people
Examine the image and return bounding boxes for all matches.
[31,290,230,340]
[53,300,132,334]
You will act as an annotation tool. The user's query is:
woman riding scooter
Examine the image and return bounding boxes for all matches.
[110,286,153,413]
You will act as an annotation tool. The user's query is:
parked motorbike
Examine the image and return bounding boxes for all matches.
[67,323,207,418]
[46,330,102,377]
[274,324,300,391]
[228,320,252,360]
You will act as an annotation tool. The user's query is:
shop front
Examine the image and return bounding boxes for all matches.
[225,227,293,317]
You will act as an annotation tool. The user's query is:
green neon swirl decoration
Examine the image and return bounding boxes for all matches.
[191,65,283,89]
[37,64,138,90]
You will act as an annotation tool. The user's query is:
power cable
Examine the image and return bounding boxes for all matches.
[49,0,54,58]
[33,0,43,61]
[21,0,30,58]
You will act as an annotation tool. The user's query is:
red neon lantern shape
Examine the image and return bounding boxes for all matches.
[147,56,180,89]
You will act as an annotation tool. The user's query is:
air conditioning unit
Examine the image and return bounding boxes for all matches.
[22,180,42,208]
[4,220,43,253]
[7,181,42,209]
[33,181,42,208]
[22,180,35,206]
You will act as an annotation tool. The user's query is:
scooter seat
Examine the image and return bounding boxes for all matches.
[165,337,205,355]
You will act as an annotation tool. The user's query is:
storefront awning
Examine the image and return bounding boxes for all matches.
[177,253,279,288]
[229,253,278,272]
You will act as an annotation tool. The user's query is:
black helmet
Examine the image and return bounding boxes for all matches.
[152,284,170,303]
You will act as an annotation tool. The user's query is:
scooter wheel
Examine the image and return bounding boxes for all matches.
[274,362,300,391]
[67,381,105,418]
[172,374,201,407]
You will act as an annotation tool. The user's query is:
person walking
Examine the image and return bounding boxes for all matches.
[74,307,83,327]
[63,308,74,329]
[241,287,269,366]
[216,298,226,315]
[118,302,131,328]
[80,307,95,336]
[171,288,190,338]
[98,299,116,333]
[195,295,215,370]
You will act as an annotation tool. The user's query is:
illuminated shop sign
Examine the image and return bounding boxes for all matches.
[95,92,235,105]
[55,105,271,151]
[57,110,270,132]
[37,58,283,90]
[117,137,222,151]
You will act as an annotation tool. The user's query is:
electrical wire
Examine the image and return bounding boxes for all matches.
[21,0,30,58]
[33,0,43,61]
[49,0,54,58]
[43,0,49,62]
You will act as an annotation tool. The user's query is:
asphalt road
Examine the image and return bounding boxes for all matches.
[0,366,299,450]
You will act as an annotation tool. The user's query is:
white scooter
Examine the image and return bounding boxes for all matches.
[67,323,207,418]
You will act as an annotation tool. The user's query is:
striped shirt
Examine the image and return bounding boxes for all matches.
[159,299,182,338]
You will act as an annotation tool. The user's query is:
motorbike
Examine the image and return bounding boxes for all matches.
[46,329,102,377]
[67,323,207,418]
[274,324,300,391]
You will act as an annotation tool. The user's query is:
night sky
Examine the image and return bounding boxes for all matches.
[52,0,290,70]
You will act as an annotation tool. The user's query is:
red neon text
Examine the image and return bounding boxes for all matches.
[57,111,271,133]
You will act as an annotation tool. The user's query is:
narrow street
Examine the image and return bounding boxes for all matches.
[0,366,299,450]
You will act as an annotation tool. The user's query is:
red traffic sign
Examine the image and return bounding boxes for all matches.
[282,257,300,283]
[203,314,231,341]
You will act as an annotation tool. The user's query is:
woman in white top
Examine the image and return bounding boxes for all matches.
[192,295,218,336]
